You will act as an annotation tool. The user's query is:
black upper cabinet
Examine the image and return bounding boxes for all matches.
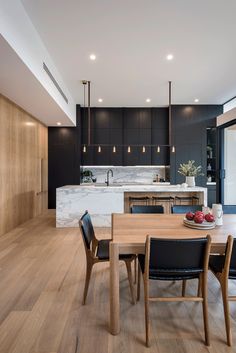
[124,128,140,144]
[123,108,140,129]
[139,109,152,129]
[123,108,151,129]
[80,105,222,167]
[170,105,223,185]
[151,108,168,129]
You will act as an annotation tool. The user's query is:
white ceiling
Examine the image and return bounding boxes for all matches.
[0,35,75,126]
[21,0,236,107]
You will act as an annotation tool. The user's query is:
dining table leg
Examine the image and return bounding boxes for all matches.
[110,242,120,335]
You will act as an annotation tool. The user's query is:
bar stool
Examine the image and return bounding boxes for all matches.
[129,196,150,210]
[175,195,199,205]
[152,196,174,213]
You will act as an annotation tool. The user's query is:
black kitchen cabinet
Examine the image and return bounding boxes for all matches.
[170,105,223,185]
[207,185,216,207]
[81,107,170,166]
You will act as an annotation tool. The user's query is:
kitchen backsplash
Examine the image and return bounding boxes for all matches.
[81,166,169,184]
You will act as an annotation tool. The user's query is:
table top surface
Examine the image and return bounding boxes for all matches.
[112,213,236,245]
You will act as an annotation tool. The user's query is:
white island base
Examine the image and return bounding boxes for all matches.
[56,184,207,227]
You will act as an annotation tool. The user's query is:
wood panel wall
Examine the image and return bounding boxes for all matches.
[0,94,48,236]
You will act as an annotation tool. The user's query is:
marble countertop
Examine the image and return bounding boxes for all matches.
[57,184,207,192]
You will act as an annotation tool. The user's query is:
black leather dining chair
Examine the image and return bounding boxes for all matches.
[137,235,211,347]
[131,205,164,214]
[79,211,136,304]
[209,235,236,346]
[130,205,164,283]
[171,205,203,214]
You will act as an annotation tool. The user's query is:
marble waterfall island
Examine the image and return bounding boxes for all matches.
[56,184,207,227]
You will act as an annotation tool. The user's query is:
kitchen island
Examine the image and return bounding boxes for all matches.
[56,184,207,227]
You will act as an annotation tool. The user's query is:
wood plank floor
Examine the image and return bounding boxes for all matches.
[0,210,236,353]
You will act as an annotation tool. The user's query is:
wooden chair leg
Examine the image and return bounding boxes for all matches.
[220,277,232,346]
[134,256,137,284]
[201,273,210,346]
[182,280,186,296]
[137,263,141,301]
[144,276,150,347]
[83,261,93,305]
[125,260,136,304]
[197,276,202,297]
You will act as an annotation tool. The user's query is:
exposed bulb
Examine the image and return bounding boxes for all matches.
[83,145,86,153]
[171,145,175,153]
[113,146,116,153]
[157,146,160,153]
[127,146,131,153]
[142,146,146,153]
[98,146,101,153]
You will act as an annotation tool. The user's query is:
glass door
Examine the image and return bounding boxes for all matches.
[223,123,236,205]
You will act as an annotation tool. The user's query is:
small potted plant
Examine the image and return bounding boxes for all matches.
[178,160,204,187]
[81,169,93,183]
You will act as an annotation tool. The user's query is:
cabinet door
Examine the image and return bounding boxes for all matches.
[207,186,216,207]
[173,142,204,186]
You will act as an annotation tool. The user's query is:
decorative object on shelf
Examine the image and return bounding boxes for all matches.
[207,162,212,171]
[207,145,213,158]
[212,203,223,226]
[178,160,204,187]
[206,128,216,182]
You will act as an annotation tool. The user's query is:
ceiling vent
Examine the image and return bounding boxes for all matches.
[43,62,68,104]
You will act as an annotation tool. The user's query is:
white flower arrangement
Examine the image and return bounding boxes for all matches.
[178,160,204,177]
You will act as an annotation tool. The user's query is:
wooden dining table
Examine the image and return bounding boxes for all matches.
[109,213,236,335]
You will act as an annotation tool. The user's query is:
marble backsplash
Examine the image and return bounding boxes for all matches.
[81,166,169,184]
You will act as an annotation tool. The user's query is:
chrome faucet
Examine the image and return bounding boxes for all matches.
[105,169,113,186]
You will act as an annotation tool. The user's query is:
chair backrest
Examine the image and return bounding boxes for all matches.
[230,239,236,271]
[79,211,95,249]
[131,205,164,214]
[223,205,236,214]
[171,205,203,214]
[147,237,209,274]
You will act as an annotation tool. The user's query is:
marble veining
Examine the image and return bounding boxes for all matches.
[56,184,207,228]
[81,166,167,184]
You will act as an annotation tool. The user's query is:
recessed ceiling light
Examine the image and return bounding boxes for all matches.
[194,98,199,103]
[57,122,62,126]
[166,54,174,61]
[146,98,151,103]
[89,54,96,61]
[98,98,103,103]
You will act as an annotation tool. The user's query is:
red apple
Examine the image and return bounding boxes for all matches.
[205,213,214,222]
[186,212,195,221]
[194,214,204,224]
[195,211,205,218]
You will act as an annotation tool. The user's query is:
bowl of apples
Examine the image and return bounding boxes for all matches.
[183,211,216,229]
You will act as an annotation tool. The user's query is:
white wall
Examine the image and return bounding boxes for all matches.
[224,126,236,205]
[0,0,76,125]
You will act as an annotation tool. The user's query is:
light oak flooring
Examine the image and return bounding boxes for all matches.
[0,210,236,353]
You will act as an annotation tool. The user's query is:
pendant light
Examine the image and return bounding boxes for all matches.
[157,145,160,153]
[142,146,146,153]
[112,146,116,153]
[171,146,175,153]
[83,145,86,153]
[127,146,131,153]
[98,146,101,153]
